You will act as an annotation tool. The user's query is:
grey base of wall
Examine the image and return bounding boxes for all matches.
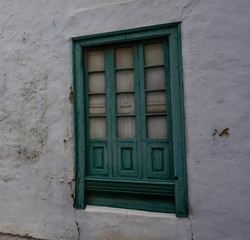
[76,206,192,240]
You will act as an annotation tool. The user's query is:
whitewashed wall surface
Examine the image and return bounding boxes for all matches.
[0,0,250,240]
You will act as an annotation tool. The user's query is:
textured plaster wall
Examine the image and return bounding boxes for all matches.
[0,0,249,240]
[183,1,250,239]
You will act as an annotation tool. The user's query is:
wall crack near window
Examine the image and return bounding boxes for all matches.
[189,217,194,240]
[74,215,80,240]
[181,0,200,20]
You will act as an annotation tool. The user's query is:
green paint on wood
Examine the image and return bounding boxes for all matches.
[72,22,188,216]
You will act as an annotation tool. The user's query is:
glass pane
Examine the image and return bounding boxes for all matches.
[117,93,135,114]
[88,73,105,93]
[145,67,165,90]
[116,47,133,68]
[144,43,164,66]
[117,117,135,138]
[90,117,106,138]
[116,70,134,92]
[146,91,166,113]
[89,95,106,115]
[147,116,167,138]
[88,51,104,71]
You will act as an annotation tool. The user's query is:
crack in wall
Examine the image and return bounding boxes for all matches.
[181,0,200,21]
[75,217,80,240]
[189,217,195,240]
[66,178,79,240]
[0,232,47,240]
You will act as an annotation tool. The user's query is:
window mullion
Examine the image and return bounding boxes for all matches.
[137,43,147,179]
[164,38,174,180]
[105,48,115,178]
[133,43,143,178]
[109,47,118,178]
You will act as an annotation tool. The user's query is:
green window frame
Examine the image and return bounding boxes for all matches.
[72,22,188,217]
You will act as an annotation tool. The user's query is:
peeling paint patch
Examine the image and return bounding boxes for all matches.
[68,179,76,208]
[219,128,230,137]
[212,128,230,137]
[69,87,74,104]
[212,129,219,137]
[63,137,72,144]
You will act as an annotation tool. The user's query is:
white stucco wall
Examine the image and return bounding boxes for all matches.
[0,0,250,239]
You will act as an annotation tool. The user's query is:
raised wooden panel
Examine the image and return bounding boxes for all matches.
[117,143,138,177]
[121,148,133,170]
[94,148,105,168]
[146,143,169,179]
[152,148,164,171]
[88,143,108,176]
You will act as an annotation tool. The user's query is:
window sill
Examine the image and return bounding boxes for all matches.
[75,206,191,240]
[84,205,176,218]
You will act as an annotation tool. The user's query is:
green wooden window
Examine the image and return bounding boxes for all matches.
[73,23,188,217]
